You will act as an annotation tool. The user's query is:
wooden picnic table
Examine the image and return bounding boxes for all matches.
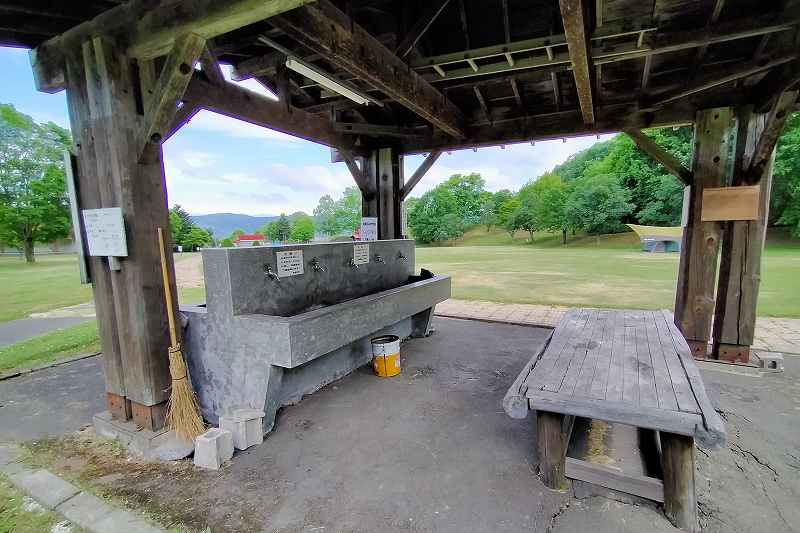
[503,308,726,533]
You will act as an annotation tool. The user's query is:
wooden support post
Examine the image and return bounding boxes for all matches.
[674,107,733,357]
[713,93,796,362]
[660,432,698,532]
[64,49,126,407]
[536,411,575,490]
[69,37,179,425]
[376,147,402,240]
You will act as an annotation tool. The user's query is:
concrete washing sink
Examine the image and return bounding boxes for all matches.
[181,239,450,434]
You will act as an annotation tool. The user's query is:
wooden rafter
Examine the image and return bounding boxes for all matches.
[30,0,315,92]
[269,0,467,138]
[559,0,595,124]
[400,150,443,200]
[474,87,490,122]
[333,122,427,139]
[164,104,199,142]
[140,32,206,156]
[394,0,451,59]
[625,129,693,185]
[458,0,470,49]
[644,54,796,108]
[182,74,353,150]
[510,78,523,108]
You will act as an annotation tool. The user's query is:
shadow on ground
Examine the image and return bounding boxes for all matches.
[2,317,799,532]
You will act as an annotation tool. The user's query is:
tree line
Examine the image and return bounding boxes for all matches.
[407,117,800,243]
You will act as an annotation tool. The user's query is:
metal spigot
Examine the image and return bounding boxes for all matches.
[349,258,359,269]
[375,254,385,264]
[264,264,279,281]
[397,252,407,262]
[310,257,327,272]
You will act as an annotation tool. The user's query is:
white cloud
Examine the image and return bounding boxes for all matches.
[183,110,302,142]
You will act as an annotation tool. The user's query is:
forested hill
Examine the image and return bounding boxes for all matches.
[406,114,800,244]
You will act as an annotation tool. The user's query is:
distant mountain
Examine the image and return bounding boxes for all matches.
[191,213,277,239]
[191,212,310,239]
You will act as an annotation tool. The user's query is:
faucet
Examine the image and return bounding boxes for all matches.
[397,252,407,262]
[310,257,327,272]
[374,254,385,264]
[349,258,359,269]
[263,264,279,282]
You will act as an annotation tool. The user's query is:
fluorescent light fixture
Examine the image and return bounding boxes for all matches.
[284,57,381,107]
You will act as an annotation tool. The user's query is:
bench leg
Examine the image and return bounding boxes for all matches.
[660,432,698,533]
[536,411,575,490]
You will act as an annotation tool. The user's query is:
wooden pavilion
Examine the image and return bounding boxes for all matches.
[0,0,797,439]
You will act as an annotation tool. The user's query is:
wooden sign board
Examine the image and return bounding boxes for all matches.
[701,186,760,222]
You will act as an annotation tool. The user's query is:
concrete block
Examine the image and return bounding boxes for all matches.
[757,351,784,373]
[194,428,234,470]
[93,411,193,460]
[221,409,265,450]
[9,469,79,508]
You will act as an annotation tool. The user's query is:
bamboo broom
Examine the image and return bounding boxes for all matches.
[157,227,205,442]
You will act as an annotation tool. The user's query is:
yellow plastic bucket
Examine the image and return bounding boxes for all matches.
[371,335,401,377]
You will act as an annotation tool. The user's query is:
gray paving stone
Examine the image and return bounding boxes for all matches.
[0,443,21,465]
[92,508,164,533]
[8,469,79,508]
[56,491,114,528]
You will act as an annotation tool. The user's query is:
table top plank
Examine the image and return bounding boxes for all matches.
[587,309,619,399]
[573,309,612,397]
[644,311,679,411]
[604,310,627,401]
[652,311,700,414]
[547,309,602,394]
[636,320,659,408]
[525,308,587,392]
[621,320,640,404]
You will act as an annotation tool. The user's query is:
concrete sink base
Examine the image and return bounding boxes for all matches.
[181,240,450,436]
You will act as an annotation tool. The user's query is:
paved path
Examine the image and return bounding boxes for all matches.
[0,317,92,348]
[435,298,800,355]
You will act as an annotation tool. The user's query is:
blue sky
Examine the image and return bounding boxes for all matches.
[1,46,613,215]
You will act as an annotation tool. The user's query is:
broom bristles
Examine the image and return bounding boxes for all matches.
[166,344,206,442]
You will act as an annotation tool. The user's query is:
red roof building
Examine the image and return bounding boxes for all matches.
[234,234,265,247]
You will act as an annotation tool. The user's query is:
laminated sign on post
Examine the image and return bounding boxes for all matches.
[276,250,304,277]
[82,207,128,257]
[360,217,378,241]
[353,244,370,265]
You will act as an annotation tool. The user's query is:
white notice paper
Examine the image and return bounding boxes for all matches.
[353,244,370,265]
[276,250,304,277]
[360,217,378,241]
[82,207,128,257]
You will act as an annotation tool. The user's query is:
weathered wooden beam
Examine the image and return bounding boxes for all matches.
[164,104,199,142]
[660,433,698,532]
[341,150,376,197]
[401,150,443,200]
[675,107,734,357]
[140,33,206,155]
[30,0,315,92]
[745,90,799,183]
[200,41,226,86]
[644,54,797,108]
[537,411,575,490]
[474,87,490,122]
[183,75,354,150]
[625,130,693,185]
[559,0,595,124]
[333,122,427,139]
[394,0,452,59]
[458,0,471,49]
[269,0,467,138]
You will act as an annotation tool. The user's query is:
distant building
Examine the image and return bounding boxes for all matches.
[234,234,265,247]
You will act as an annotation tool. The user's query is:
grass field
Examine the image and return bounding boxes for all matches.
[416,227,800,317]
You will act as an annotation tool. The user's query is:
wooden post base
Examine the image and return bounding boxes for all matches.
[131,401,168,432]
[685,340,709,358]
[660,432,698,532]
[106,392,131,421]
[715,343,750,364]
[536,411,575,490]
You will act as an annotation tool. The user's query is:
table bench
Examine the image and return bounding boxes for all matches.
[503,308,725,533]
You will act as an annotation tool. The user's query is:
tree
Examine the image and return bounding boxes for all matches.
[169,204,213,250]
[290,215,315,242]
[773,113,800,236]
[182,227,214,250]
[407,185,461,243]
[268,214,292,242]
[525,172,570,244]
[220,237,234,247]
[312,187,361,236]
[497,197,520,238]
[0,104,72,262]
[313,194,339,236]
[511,204,537,241]
[565,175,634,235]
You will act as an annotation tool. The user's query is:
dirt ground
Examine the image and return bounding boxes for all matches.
[174,252,204,289]
[4,317,800,532]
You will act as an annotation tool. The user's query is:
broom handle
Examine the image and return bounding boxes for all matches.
[157,227,179,348]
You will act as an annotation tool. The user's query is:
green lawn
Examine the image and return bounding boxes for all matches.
[416,227,800,317]
[0,474,70,533]
[0,321,100,375]
[0,255,93,323]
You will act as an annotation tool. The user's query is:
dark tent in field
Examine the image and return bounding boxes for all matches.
[627,224,683,252]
